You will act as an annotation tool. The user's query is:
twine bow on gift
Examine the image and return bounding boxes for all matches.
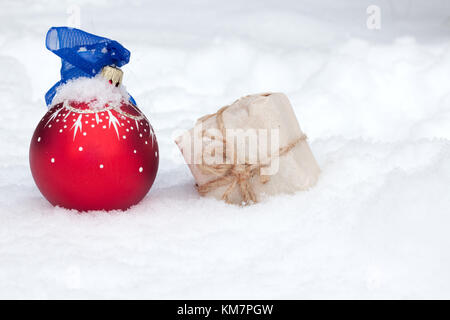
[195,103,307,206]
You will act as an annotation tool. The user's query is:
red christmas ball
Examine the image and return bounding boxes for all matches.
[29,99,159,211]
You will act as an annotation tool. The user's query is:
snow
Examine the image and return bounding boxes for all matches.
[1,0,450,299]
[51,76,130,109]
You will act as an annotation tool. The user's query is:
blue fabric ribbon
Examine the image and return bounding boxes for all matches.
[45,27,135,106]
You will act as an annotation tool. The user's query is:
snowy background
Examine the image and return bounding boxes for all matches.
[1,0,450,299]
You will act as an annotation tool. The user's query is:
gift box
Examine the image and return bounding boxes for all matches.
[175,93,320,205]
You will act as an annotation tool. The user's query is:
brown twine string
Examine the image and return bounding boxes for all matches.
[196,104,307,205]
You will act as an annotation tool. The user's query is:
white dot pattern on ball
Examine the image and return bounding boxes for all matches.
[43,102,152,154]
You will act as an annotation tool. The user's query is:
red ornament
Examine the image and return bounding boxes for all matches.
[29,98,159,211]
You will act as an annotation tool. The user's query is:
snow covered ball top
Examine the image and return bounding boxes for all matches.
[50,75,130,110]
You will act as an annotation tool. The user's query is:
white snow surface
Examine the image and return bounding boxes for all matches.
[1,0,450,299]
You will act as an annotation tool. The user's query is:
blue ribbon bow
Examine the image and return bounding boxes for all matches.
[45,27,135,106]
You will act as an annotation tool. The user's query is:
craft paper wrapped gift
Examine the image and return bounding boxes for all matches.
[175,93,320,205]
